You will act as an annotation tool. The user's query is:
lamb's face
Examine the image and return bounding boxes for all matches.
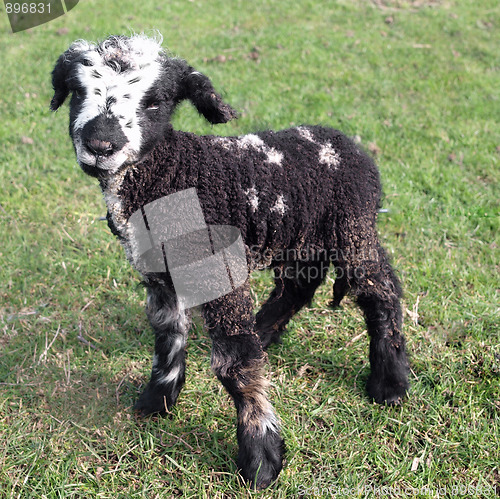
[52,36,178,177]
[69,40,171,177]
[51,34,237,178]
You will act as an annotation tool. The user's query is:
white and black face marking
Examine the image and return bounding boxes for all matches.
[71,36,167,176]
[53,35,173,177]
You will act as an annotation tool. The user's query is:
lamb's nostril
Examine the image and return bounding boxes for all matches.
[86,138,114,157]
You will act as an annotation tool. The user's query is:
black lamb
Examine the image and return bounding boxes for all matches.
[50,34,409,489]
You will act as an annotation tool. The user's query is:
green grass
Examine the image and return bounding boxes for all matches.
[0,0,499,497]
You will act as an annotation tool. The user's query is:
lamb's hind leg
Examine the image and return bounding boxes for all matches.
[330,268,349,309]
[353,244,409,405]
[256,260,329,349]
[135,282,190,416]
[203,283,284,489]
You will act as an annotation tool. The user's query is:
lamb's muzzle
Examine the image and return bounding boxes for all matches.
[51,33,410,490]
[83,114,127,157]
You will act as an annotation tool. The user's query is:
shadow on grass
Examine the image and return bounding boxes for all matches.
[0,318,239,486]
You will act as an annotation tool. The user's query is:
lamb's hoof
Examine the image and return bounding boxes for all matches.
[256,326,284,350]
[238,430,285,489]
[134,384,171,417]
[328,299,343,310]
[367,375,409,406]
[260,334,283,351]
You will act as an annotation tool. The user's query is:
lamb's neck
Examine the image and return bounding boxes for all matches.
[98,167,132,239]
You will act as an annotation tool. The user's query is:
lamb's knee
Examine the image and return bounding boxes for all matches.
[218,353,276,431]
[211,333,264,386]
[146,284,184,328]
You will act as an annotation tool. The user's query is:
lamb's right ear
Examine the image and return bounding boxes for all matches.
[50,42,89,111]
[50,52,72,111]
[172,60,238,124]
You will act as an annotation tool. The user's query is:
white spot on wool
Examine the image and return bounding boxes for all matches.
[150,304,183,329]
[319,143,341,168]
[151,334,186,368]
[244,186,260,212]
[266,149,283,165]
[238,134,265,149]
[156,364,182,385]
[238,134,283,165]
[259,408,280,435]
[167,335,185,364]
[271,194,287,216]
[297,126,317,143]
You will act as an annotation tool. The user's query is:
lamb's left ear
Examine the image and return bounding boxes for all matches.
[172,60,238,124]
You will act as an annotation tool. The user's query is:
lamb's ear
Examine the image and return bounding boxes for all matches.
[50,42,90,111]
[50,51,75,111]
[174,61,238,124]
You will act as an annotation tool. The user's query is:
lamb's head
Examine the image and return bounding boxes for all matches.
[50,34,237,177]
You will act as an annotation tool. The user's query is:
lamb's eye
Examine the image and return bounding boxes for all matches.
[146,101,160,110]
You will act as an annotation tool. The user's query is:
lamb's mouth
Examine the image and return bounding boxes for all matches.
[74,139,135,178]
[76,150,113,177]
[78,152,137,179]
[79,159,107,178]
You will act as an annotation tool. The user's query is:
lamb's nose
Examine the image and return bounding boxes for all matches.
[86,138,114,157]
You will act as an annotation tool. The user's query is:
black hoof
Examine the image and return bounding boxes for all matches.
[328,299,343,310]
[134,383,177,417]
[367,374,409,406]
[237,429,285,489]
[256,324,285,350]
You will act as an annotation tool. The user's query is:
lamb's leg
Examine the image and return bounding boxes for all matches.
[135,283,190,416]
[330,268,349,309]
[256,260,329,348]
[353,244,409,405]
[203,283,285,489]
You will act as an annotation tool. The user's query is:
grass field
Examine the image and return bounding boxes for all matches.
[0,0,499,497]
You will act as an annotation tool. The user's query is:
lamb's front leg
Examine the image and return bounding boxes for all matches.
[203,284,285,489]
[135,282,190,416]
